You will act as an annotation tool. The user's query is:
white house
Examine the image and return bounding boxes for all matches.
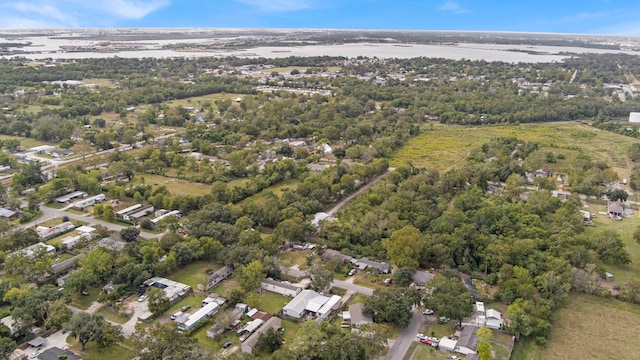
[439,337,457,352]
[485,309,503,330]
[36,221,75,239]
[7,242,55,259]
[177,302,219,331]
[73,194,105,209]
[282,289,341,320]
[260,278,302,297]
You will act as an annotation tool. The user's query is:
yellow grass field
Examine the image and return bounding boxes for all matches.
[392,123,636,172]
[134,174,213,196]
[514,293,640,360]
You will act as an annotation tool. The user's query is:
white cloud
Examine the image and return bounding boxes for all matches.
[235,0,315,12]
[438,1,469,14]
[0,0,170,28]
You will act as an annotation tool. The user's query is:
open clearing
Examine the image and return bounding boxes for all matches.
[392,123,636,171]
[513,293,640,360]
[132,173,213,196]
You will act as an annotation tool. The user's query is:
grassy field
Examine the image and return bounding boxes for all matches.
[132,173,213,196]
[83,78,117,88]
[258,291,290,315]
[169,261,218,289]
[0,134,53,149]
[585,209,640,286]
[513,293,640,360]
[164,93,246,109]
[70,288,101,310]
[392,123,636,172]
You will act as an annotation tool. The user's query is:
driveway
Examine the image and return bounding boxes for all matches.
[23,329,70,358]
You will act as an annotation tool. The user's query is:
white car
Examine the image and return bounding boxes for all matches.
[29,351,41,359]
[416,333,426,340]
[170,311,183,320]
[422,309,434,315]
[138,294,148,302]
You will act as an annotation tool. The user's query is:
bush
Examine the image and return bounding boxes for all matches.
[535,336,547,346]
[486,273,498,285]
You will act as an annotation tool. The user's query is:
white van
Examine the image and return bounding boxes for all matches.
[170,311,183,320]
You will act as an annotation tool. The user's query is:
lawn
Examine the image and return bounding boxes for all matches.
[392,123,636,172]
[258,291,290,315]
[586,208,640,286]
[68,337,134,360]
[512,293,640,360]
[169,261,218,289]
[94,306,129,324]
[70,288,100,310]
[131,173,213,196]
[83,78,117,88]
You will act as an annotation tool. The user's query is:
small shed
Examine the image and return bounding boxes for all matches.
[439,337,457,352]
[606,272,614,281]
[28,336,46,348]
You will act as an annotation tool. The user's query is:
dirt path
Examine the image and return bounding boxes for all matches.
[325,167,394,217]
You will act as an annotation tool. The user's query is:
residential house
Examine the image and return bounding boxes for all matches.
[206,309,243,338]
[321,249,354,264]
[36,221,75,239]
[439,337,457,352]
[485,309,503,330]
[97,238,127,252]
[51,253,86,275]
[282,289,341,321]
[37,347,82,360]
[202,293,228,307]
[455,326,479,355]
[261,278,302,297]
[608,200,624,219]
[349,303,372,328]
[177,302,219,331]
[412,270,436,286]
[7,242,56,259]
[241,317,282,354]
[535,167,550,177]
[355,257,390,274]
[73,194,105,209]
[206,266,233,290]
[142,277,191,302]
[54,191,87,204]
[0,207,19,220]
[50,149,73,158]
[311,212,335,227]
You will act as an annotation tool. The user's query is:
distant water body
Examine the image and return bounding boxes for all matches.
[3,37,638,62]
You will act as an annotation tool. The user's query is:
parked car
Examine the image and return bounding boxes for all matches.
[422,309,434,315]
[448,356,461,360]
[416,333,426,340]
[223,341,233,349]
[181,305,191,312]
[170,311,183,320]
[347,269,357,276]
[419,339,433,345]
[137,294,148,302]
[439,316,450,323]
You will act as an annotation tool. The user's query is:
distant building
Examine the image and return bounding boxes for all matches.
[142,277,191,302]
[73,194,105,209]
[50,149,74,158]
[36,221,75,239]
[51,253,86,275]
[355,257,390,274]
[282,289,341,321]
[177,302,219,331]
[0,207,19,220]
[7,242,55,259]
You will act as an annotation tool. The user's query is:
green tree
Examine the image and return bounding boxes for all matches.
[309,265,334,292]
[255,328,283,354]
[392,267,414,287]
[239,260,264,292]
[364,288,420,327]
[477,327,493,360]
[120,227,140,242]
[383,225,424,269]
[423,276,472,326]
[132,323,201,360]
[66,313,105,350]
[79,247,115,279]
[147,287,171,314]
[0,337,16,360]
[65,268,97,295]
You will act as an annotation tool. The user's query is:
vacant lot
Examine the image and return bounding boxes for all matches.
[392,123,636,172]
[169,261,218,289]
[132,173,213,196]
[513,293,640,360]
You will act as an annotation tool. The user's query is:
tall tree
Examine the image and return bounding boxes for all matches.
[309,265,334,292]
[239,260,264,292]
[66,313,106,350]
[132,323,202,360]
[423,276,472,326]
[364,288,420,327]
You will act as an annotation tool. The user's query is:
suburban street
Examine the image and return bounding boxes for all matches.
[331,279,374,296]
[384,309,424,360]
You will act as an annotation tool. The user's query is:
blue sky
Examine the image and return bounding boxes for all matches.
[1,0,640,35]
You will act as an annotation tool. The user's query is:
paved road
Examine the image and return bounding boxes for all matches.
[21,204,157,239]
[331,279,374,296]
[384,309,424,360]
[326,167,395,217]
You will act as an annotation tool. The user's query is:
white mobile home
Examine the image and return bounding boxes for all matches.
[177,302,220,331]
[260,278,302,297]
[73,194,106,209]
